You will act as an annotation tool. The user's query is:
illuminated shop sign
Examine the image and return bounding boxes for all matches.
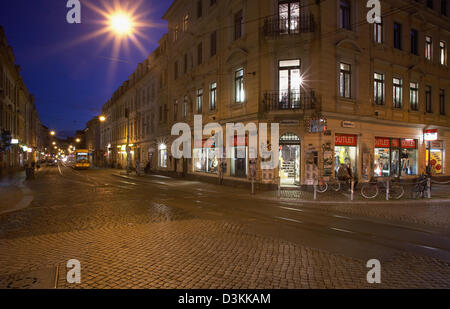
[335,134,357,146]
[424,129,438,141]
[401,139,417,149]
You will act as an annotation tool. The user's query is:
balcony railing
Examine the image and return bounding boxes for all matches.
[264,14,315,37]
[263,90,317,112]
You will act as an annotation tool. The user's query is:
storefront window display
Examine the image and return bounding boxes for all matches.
[374,138,417,177]
[400,139,418,176]
[334,134,357,177]
[193,139,219,174]
[426,141,444,175]
[158,144,168,168]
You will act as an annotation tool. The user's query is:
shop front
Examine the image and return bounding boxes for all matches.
[334,134,358,178]
[279,133,301,186]
[426,140,444,175]
[373,137,418,177]
[193,138,219,174]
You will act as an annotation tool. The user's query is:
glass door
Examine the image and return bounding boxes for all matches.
[279,1,300,34]
[279,59,301,109]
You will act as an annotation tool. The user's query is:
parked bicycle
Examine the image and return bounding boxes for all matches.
[316,177,352,193]
[411,174,430,199]
[361,177,404,200]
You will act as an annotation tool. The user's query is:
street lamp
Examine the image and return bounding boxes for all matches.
[99,115,106,122]
[76,138,81,143]
[50,131,56,136]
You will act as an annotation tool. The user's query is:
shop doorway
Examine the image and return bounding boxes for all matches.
[279,133,301,186]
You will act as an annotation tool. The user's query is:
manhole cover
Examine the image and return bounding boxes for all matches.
[0,267,57,289]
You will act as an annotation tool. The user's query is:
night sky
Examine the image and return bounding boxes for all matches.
[0,0,173,138]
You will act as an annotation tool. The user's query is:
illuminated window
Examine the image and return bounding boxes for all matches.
[235,68,245,103]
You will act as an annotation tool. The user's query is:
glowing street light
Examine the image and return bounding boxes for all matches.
[52,142,56,145]
[99,115,107,122]
[50,131,56,136]
[76,138,81,143]
[109,12,134,37]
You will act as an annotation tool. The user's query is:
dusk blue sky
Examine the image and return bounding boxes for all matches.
[0,0,173,138]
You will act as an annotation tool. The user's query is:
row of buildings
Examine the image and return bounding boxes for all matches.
[89,0,450,187]
[0,26,50,175]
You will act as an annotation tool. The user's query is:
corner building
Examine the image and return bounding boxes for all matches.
[100,0,450,187]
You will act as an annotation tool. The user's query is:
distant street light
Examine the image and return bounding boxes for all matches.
[76,138,81,143]
[99,115,106,122]
[52,142,56,145]
[50,131,56,136]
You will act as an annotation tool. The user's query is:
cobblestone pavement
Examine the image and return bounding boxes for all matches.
[0,166,449,289]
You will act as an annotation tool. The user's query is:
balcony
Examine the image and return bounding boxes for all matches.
[263,14,315,37]
[263,90,317,113]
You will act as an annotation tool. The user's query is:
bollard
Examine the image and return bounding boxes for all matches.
[351,180,354,201]
[386,179,390,201]
[427,177,431,199]
[314,184,317,201]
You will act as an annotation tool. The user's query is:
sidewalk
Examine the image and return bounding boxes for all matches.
[113,170,450,205]
[0,172,33,216]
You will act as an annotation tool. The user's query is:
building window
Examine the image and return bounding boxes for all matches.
[279,0,301,34]
[425,85,432,113]
[393,78,403,108]
[174,25,179,42]
[394,23,402,50]
[183,14,189,32]
[197,89,203,113]
[427,0,434,9]
[410,82,419,111]
[235,68,245,103]
[279,59,302,108]
[234,10,243,40]
[374,20,383,43]
[411,29,418,55]
[425,36,433,60]
[210,31,217,56]
[197,42,203,65]
[183,96,188,118]
[442,0,448,16]
[210,82,217,110]
[339,0,351,30]
[374,73,385,105]
[197,0,203,19]
[174,101,178,121]
[339,63,351,98]
[440,89,446,115]
[440,41,447,65]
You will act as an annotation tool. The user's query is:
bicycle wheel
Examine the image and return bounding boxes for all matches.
[331,182,341,192]
[389,185,405,200]
[316,182,328,193]
[361,184,379,199]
